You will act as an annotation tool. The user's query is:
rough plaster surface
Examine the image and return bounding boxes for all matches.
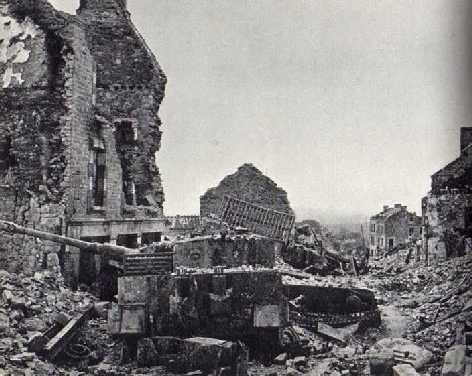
[0,4,41,88]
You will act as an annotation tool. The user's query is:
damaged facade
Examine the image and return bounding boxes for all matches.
[422,127,472,261]
[369,204,422,254]
[0,0,167,287]
[200,163,294,218]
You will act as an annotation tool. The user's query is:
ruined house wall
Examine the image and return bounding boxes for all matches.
[200,163,294,218]
[422,192,472,260]
[431,147,472,192]
[385,213,409,247]
[0,0,168,276]
[0,3,69,272]
[0,2,99,273]
[77,0,167,215]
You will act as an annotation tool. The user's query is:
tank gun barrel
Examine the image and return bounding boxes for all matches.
[0,220,134,257]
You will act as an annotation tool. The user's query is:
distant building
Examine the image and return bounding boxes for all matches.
[422,127,472,260]
[369,204,422,254]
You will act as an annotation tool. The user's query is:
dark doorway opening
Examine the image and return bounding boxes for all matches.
[117,233,138,248]
[142,232,161,245]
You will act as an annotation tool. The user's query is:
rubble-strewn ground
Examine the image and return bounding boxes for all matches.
[250,251,472,375]
[0,268,96,375]
[0,250,470,375]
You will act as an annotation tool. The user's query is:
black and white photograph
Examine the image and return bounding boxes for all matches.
[0,0,471,375]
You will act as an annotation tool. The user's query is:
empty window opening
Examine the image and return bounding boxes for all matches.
[92,149,106,207]
[0,135,15,181]
[117,120,137,144]
[124,180,136,205]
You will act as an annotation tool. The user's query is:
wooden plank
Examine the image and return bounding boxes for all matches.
[42,305,93,360]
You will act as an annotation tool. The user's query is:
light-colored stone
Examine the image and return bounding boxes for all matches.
[274,353,287,365]
[441,345,466,376]
[393,364,420,376]
[371,338,433,370]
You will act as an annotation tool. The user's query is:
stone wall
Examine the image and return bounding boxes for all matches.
[78,1,166,213]
[200,163,294,218]
[0,0,168,276]
[431,147,472,192]
[0,1,77,272]
[422,192,472,260]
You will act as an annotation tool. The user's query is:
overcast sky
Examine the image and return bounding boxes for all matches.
[50,0,472,223]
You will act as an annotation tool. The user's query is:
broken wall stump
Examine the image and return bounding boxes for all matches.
[441,345,466,376]
[393,364,420,376]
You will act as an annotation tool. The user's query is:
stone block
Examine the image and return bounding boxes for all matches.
[253,304,281,328]
[441,345,466,376]
[273,353,287,365]
[371,338,432,370]
[393,364,420,376]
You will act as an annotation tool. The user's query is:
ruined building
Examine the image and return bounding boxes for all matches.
[369,204,422,254]
[0,0,167,285]
[200,163,294,218]
[422,127,472,260]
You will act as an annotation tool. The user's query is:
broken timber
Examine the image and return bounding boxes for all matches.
[41,305,93,360]
[219,195,295,243]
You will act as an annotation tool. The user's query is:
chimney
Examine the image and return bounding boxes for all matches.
[460,127,472,153]
[383,205,389,212]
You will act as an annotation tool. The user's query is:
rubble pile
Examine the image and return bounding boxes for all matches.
[367,251,472,374]
[0,268,96,375]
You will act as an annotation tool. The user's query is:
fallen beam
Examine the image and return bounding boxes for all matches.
[41,305,93,360]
